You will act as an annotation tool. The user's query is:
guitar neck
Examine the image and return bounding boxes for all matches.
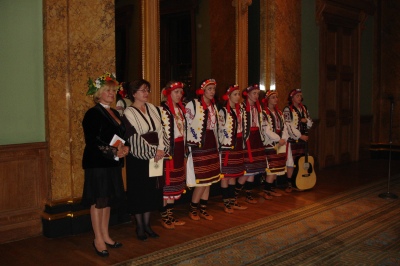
[301,121,308,136]
[304,137,309,163]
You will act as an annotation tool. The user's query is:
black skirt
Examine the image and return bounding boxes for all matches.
[81,166,125,208]
[126,154,163,214]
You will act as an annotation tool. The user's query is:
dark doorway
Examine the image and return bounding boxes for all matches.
[160,12,193,89]
[160,0,198,95]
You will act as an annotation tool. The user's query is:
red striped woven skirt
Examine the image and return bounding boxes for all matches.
[163,137,185,200]
[244,127,267,174]
[220,134,245,178]
[191,130,221,185]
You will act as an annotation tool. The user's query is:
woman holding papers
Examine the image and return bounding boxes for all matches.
[185,79,221,221]
[158,81,187,229]
[82,72,128,257]
[122,79,165,241]
[262,90,288,199]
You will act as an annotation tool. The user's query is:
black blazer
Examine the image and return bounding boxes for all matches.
[82,104,126,169]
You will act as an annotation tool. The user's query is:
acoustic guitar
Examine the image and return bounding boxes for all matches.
[294,140,316,190]
[294,120,316,190]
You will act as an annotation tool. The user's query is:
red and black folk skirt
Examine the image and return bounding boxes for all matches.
[244,127,267,175]
[220,134,245,178]
[163,137,185,200]
[191,130,221,185]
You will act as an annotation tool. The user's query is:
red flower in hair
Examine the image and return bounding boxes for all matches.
[196,89,204,95]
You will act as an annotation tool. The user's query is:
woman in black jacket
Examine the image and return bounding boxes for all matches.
[82,72,129,257]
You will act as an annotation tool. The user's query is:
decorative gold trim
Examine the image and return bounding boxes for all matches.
[45,198,80,207]
[142,0,160,105]
[41,209,90,221]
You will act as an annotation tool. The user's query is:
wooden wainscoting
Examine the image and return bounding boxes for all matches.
[0,142,49,244]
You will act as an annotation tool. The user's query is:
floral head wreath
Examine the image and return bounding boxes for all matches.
[288,88,303,106]
[262,90,278,104]
[196,79,217,96]
[241,84,259,98]
[87,72,119,95]
[162,82,186,115]
[222,85,240,113]
[196,79,216,110]
[242,84,261,112]
[289,88,302,98]
[263,90,281,114]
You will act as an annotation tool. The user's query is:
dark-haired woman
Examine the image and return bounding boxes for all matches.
[185,79,222,221]
[237,84,268,204]
[122,79,164,241]
[262,90,288,199]
[158,81,187,229]
[218,85,247,213]
[283,89,313,192]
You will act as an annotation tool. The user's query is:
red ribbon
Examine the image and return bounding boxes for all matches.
[224,151,230,166]
[246,139,253,162]
[165,159,174,185]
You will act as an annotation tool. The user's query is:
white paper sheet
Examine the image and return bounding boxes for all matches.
[149,158,164,177]
[109,134,125,147]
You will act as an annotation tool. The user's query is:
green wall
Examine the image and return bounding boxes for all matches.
[0,0,45,145]
[301,0,319,119]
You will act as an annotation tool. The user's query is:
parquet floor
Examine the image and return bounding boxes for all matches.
[1,158,399,266]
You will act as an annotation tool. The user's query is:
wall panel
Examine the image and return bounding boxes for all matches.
[0,143,49,243]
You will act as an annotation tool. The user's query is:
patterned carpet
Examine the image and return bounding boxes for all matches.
[116,177,400,266]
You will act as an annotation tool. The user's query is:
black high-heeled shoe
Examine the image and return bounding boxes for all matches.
[105,241,123,248]
[144,229,160,239]
[92,241,109,257]
[135,230,148,241]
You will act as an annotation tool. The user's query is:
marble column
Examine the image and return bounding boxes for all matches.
[43,0,116,201]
